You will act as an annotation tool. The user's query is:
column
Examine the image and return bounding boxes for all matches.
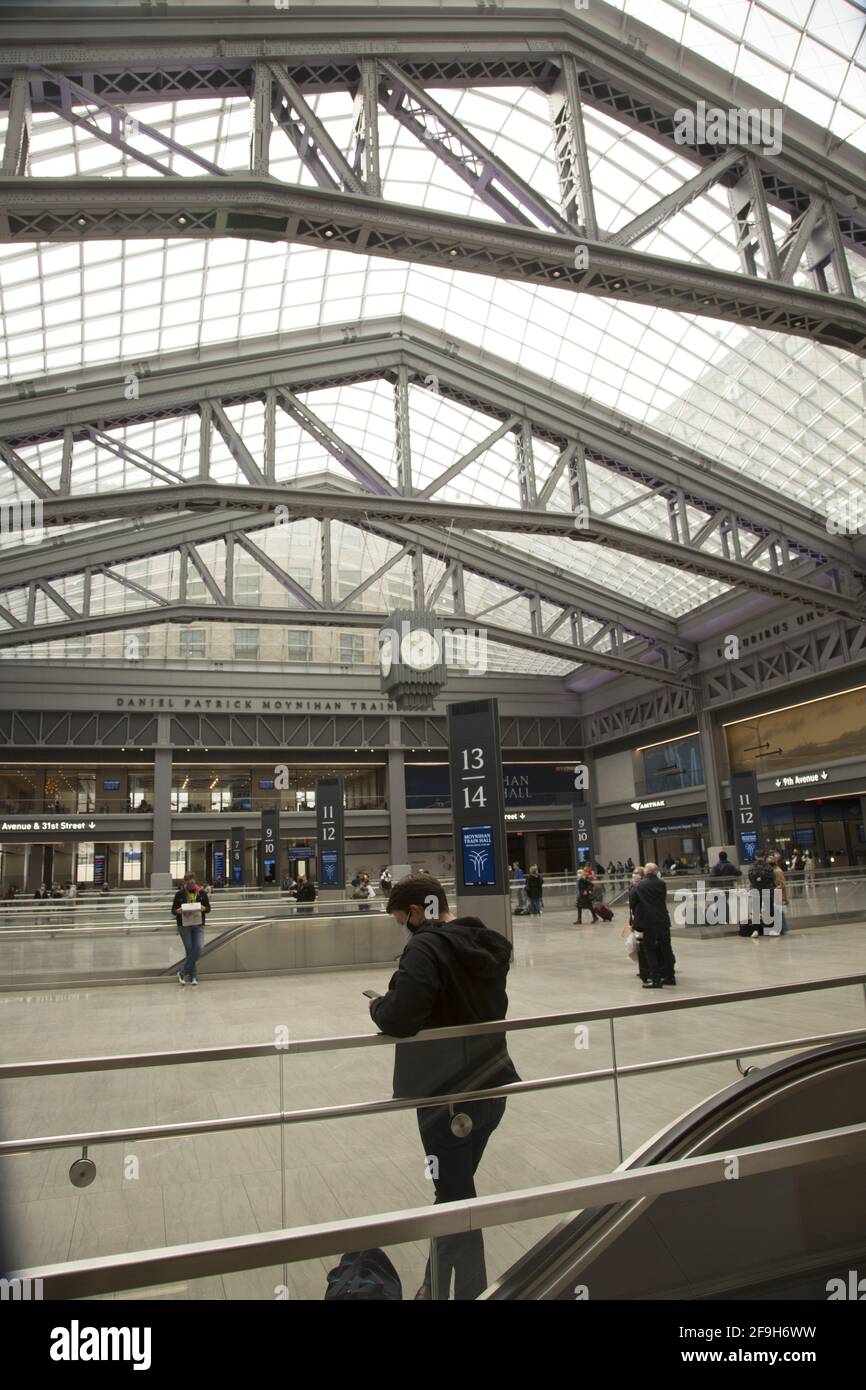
[150,734,173,891]
[387,745,409,872]
[696,703,729,853]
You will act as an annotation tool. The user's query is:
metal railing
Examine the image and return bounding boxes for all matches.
[2,973,864,1165]
[11,1122,865,1300]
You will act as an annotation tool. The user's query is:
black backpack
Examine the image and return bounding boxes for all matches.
[324,1249,402,1301]
[748,861,776,893]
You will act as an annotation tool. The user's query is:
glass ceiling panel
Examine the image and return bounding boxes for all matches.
[0,15,862,659]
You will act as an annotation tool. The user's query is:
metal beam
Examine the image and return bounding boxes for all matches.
[420,415,519,501]
[379,58,572,234]
[0,597,693,687]
[2,68,30,176]
[233,531,321,609]
[0,316,855,583]
[269,62,365,195]
[2,178,862,353]
[275,386,395,496]
[3,10,862,260]
[349,57,381,198]
[210,402,266,486]
[607,149,742,248]
[22,483,863,620]
[16,485,686,648]
[38,67,226,177]
[0,441,55,498]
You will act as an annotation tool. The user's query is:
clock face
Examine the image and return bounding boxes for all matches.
[379,632,394,678]
[401,628,441,671]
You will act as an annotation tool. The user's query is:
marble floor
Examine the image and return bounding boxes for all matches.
[1,908,864,1299]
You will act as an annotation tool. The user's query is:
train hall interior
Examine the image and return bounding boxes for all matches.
[0,0,864,1338]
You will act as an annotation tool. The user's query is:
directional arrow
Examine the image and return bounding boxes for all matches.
[775,779,782,788]
[820,770,828,780]
[88,821,97,829]
[518,812,526,820]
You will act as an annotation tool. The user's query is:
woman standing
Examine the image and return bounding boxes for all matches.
[574,872,598,924]
[525,864,544,916]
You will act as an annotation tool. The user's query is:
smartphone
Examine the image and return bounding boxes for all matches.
[362,989,381,999]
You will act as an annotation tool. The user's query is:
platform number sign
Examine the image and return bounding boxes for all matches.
[731,772,762,864]
[230,827,245,885]
[571,803,595,869]
[315,776,345,889]
[447,699,508,897]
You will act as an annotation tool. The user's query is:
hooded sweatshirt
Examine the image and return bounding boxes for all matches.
[370,916,520,1101]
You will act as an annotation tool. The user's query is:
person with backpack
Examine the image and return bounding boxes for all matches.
[574,871,598,924]
[524,864,544,916]
[744,853,776,938]
[710,850,741,878]
[370,873,519,1301]
[172,873,211,985]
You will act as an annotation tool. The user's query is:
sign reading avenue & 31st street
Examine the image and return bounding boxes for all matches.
[0,817,135,841]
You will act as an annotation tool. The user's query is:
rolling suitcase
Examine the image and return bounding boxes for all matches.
[595,902,614,922]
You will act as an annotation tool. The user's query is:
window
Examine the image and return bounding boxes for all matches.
[76,843,95,883]
[234,628,260,660]
[179,628,205,659]
[170,841,187,880]
[339,633,365,664]
[287,630,312,662]
[235,560,261,607]
[122,842,143,882]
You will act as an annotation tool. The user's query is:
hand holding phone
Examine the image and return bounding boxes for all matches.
[362,989,381,999]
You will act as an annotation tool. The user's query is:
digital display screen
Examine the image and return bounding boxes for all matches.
[461,825,496,886]
[320,849,339,886]
[103,780,121,791]
[258,779,275,790]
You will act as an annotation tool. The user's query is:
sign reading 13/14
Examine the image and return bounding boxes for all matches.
[461,746,488,809]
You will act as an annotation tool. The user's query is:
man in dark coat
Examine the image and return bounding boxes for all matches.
[370,874,519,1301]
[629,862,676,988]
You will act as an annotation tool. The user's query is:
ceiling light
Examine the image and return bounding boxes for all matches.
[76,215,87,227]
[177,215,189,227]
[551,269,562,279]
[611,279,623,290]
[448,248,459,256]
[323,227,335,238]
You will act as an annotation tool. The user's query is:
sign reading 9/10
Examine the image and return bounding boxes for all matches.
[447,698,508,898]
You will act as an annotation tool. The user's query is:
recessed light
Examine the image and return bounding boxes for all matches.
[448,248,459,256]
[76,215,87,227]
[323,227,335,238]
[611,279,623,290]
[551,269,562,278]
[177,215,189,227]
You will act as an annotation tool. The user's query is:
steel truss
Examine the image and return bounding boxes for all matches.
[0,7,863,350]
[1,320,861,624]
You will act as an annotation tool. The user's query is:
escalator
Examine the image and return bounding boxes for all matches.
[485,1037,866,1299]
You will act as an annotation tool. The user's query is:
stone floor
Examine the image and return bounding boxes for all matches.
[1,907,863,1299]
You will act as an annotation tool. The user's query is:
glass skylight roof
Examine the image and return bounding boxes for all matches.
[0,0,863,675]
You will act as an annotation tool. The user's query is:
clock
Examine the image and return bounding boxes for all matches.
[379,630,394,678]
[401,628,441,671]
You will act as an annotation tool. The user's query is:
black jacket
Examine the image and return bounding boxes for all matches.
[297,880,317,902]
[629,874,671,931]
[172,887,211,922]
[710,860,742,878]
[370,916,520,1101]
[524,872,543,900]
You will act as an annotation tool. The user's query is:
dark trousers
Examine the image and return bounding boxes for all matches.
[576,904,598,922]
[641,923,676,983]
[418,1096,507,1300]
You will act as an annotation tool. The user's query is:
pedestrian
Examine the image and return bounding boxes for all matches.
[709,850,741,879]
[744,853,776,938]
[623,866,649,981]
[172,872,211,985]
[629,862,676,988]
[296,876,317,914]
[803,850,816,891]
[767,853,791,936]
[371,874,519,1301]
[512,862,527,914]
[525,864,544,916]
[574,872,598,924]
[626,858,635,873]
[379,867,393,896]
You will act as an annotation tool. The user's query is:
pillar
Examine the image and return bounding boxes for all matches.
[150,734,173,891]
[387,744,409,872]
[696,703,728,848]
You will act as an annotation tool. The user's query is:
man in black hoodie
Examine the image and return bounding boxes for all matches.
[369,874,519,1301]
